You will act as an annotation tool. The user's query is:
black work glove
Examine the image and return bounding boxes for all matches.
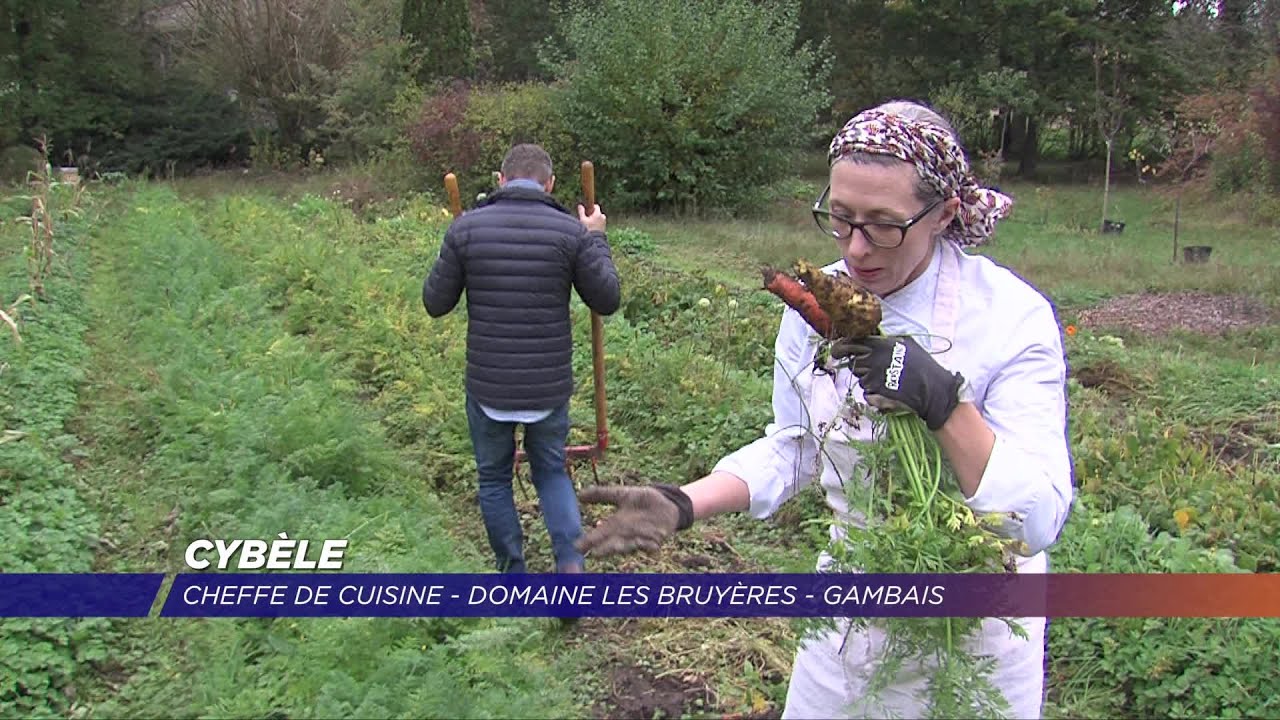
[575,485,694,556]
[831,335,964,431]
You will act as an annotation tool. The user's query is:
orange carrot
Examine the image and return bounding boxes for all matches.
[762,267,833,338]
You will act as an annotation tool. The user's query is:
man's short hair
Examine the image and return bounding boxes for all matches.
[501,144,554,183]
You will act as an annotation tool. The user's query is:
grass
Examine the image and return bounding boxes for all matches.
[2,164,1278,719]
[629,178,1280,306]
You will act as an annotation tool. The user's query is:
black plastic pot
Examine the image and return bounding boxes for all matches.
[1101,219,1126,234]
[1183,245,1213,263]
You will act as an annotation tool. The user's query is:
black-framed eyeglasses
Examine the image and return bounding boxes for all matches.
[811,185,943,249]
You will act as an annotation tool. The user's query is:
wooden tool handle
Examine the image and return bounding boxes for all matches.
[581,160,607,452]
[444,173,462,217]
[581,161,595,213]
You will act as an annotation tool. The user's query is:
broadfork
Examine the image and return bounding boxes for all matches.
[442,164,610,486]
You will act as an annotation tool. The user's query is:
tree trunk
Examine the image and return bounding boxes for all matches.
[1018,116,1039,178]
[1220,0,1254,75]
[1266,0,1280,59]
[1173,191,1181,262]
[1100,136,1113,232]
[1006,112,1023,160]
[14,9,36,138]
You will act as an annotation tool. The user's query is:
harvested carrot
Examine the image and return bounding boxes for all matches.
[762,266,833,338]
[763,260,884,340]
[793,260,882,339]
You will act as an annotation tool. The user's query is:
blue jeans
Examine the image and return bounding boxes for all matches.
[464,396,585,573]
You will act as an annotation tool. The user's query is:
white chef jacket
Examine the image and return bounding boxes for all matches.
[713,241,1074,719]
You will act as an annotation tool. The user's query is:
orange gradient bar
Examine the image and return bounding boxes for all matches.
[1047,574,1280,617]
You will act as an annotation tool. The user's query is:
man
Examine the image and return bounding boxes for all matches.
[423,143,620,574]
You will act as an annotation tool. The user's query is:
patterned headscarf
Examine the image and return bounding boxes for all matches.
[827,108,1013,248]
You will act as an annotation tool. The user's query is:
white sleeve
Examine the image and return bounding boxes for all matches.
[712,308,828,519]
[965,305,1075,555]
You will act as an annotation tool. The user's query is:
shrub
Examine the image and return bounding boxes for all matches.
[407,81,485,185]
[401,0,475,82]
[0,145,46,185]
[1248,61,1280,187]
[406,81,585,208]
[463,82,576,202]
[320,38,424,164]
[98,76,251,177]
[548,0,831,212]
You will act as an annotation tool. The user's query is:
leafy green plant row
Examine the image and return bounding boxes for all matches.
[203,194,780,488]
[1044,327,1280,718]
[0,189,108,716]
[1064,329,1280,572]
[1049,499,1280,719]
[58,186,581,719]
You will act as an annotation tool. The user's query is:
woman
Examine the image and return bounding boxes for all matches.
[576,101,1074,719]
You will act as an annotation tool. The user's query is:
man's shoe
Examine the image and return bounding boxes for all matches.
[557,562,584,628]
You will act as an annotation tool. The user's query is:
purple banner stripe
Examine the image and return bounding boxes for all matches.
[0,574,166,617]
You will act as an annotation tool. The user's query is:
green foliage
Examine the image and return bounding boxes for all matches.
[549,0,831,211]
[68,186,582,718]
[932,69,1039,152]
[476,0,558,82]
[319,36,424,164]
[402,0,475,82]
[819,412,1023,719]
[462,82,576,203]
[0,145,46,185]
[100,74,251,177]
[1085,1,1184,140]
[1063,328,1280,573]
[1213,127,1272,194]
[0,179,104,716]
[607,227,657,256]
[0,0,254,176]
[609,255,777,380]
[1050,500,1280,719]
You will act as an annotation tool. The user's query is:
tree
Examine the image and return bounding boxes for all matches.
[1219,0,1258,74]
[1157,92,1234,260]
[1087,0,1179,230]
[0,0,221,170]
[401,0,474,82]
[319,0,423,162]
[478,0,557,82]
[985,0,1096,177]
[1092,42,1128,231]
[1,0,132,148]
[177,0,359,151]
[551,0,831,211]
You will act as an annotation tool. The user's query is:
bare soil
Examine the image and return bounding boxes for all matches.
[592,663,714,720]
[1071,359,1143,400]
[1195,416,1280,467]
[1076,292,1278,336]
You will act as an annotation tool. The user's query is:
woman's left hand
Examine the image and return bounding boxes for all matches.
[830,335,964,431]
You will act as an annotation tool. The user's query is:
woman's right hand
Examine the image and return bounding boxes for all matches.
[575,485,693,556]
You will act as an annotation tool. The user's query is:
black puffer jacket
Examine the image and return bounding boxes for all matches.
[422,186,621,411]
